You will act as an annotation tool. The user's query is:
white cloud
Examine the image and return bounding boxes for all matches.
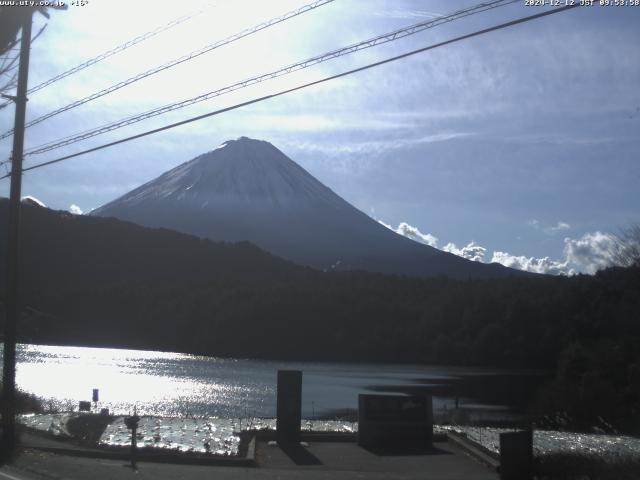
[395,222,439,247]
[443,242,486,262]
[285,132,475,157]
[372,9,443,20]
[379,220,485,262]
[563,231,617,274]
[240,113,413,132]
[528,219,571,235]
[490,251,572,276]
[491,232,617,275]
[378,220,439,247]
[499,133,616,146]
[69,204,83,215]
[380,219,618,276]
[551,222,571,233]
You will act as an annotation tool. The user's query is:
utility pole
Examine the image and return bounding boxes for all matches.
[2,7,33,457]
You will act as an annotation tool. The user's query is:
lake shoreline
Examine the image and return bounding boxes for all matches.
[13,343,547,420]
[10,340,554,372]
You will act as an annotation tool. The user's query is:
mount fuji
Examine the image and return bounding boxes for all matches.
[92,137,521,279]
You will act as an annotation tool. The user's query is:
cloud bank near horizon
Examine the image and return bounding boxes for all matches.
[380,220,618,275]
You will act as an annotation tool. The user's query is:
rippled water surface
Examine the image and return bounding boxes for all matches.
[14,343,543,418]
[19,413,357,455]
[441,425,640,460]
[20,413,640,460]
[14,345,636,460]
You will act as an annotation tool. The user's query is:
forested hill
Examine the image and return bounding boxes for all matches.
[0,199,309,293]
[0,199,637,371]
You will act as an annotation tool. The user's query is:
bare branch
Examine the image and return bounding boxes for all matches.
[0,74,17,93]
[0,21,47,95]
[31,23,47,43]
[611,225,640,268]
[0,51,20,77]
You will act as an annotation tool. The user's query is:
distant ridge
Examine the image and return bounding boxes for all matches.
[93,137,525,279]
[1,199,637,379]
[0,198,301,294]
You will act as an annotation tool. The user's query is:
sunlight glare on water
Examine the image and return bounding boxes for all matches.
[11,343,544,419]
[16,344,266,417]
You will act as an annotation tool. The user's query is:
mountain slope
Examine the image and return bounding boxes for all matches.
[93,137,523,279]
[0,199,304,294]
[2,197,639,405]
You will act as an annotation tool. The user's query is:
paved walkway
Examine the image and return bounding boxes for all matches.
[17,432,102,453]
[256,439,498,479]
[1,434,498,480]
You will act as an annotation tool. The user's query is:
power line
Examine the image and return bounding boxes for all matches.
[0,8,206,111]
[0,52,20,75]
[0,3,580,181]
[28,5,211,94]
[0,0,335,140]
[23,0,515,155]
[23,0,519,157]
[0,25,48,110]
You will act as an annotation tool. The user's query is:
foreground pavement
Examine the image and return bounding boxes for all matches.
[1,436,498,480]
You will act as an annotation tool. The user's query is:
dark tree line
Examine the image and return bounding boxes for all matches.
[1,201,639,431]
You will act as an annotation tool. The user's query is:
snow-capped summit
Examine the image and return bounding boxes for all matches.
[93,137,519,278]
[112,137,342,211]
[21,195,47,208]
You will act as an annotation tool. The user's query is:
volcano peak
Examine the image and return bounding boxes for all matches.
[93,138,520,279]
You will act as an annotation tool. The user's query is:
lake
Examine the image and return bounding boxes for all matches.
[12,343,547,420]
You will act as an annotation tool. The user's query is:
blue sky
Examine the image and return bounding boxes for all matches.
[0,0,638,274]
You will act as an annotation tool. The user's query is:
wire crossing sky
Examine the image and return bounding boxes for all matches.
[22,0,519,157]
[0,3,212,111]
[27,4,212,94]
[5,3,578,178]
[0,0,336,140]
[0,0,637,276]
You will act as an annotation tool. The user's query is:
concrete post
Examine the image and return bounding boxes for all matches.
[499,429,533,480]
[276,370,302,443]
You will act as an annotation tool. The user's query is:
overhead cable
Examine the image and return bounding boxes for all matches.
[24,0,519,156]
[28,5,212,94]
[0,0,335,140]
[0,3,580,180]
